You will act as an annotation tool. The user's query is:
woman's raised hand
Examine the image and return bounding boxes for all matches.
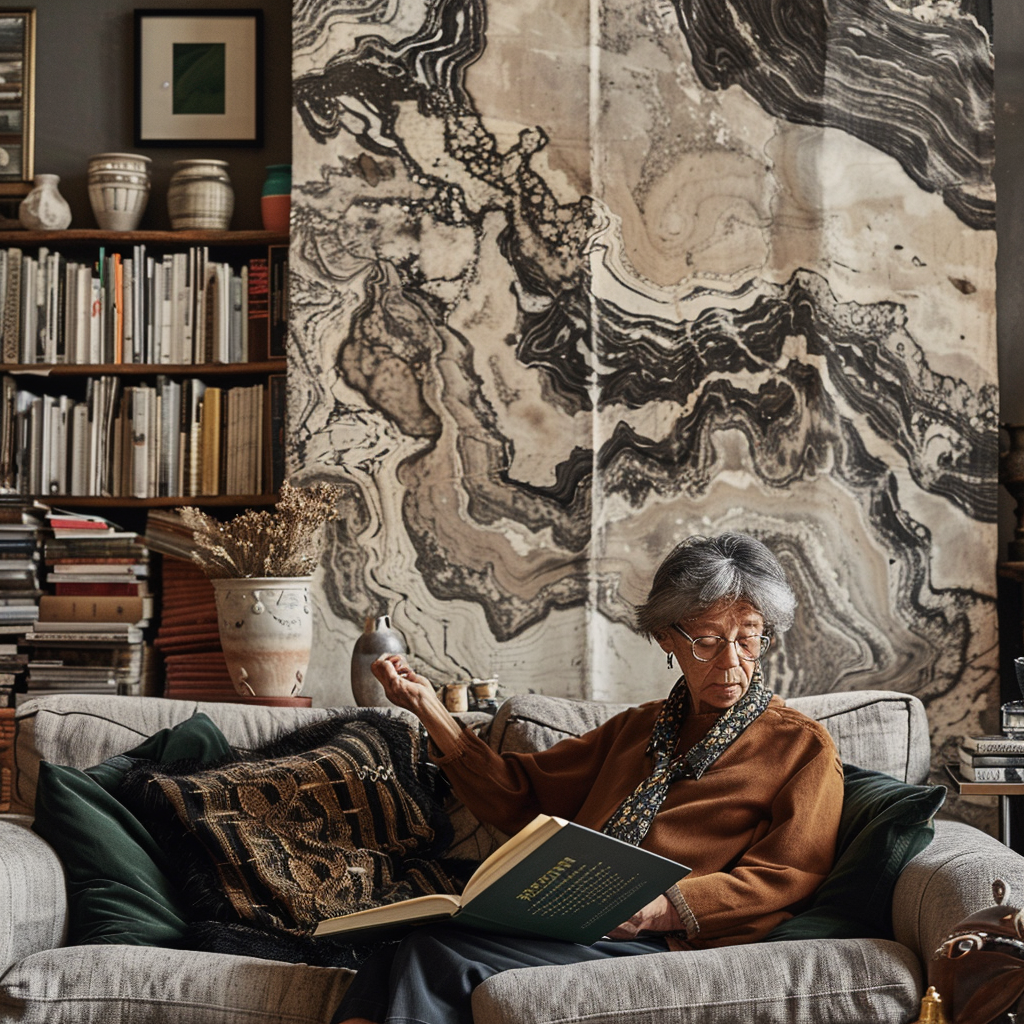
[371,654,464,756]
[370,654,437,712]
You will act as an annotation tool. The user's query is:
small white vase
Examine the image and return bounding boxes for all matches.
[18,174,72,231]
[167,158,234,230]
[212,576,313,699]
[350,614,407,707]
[87,152,151,231]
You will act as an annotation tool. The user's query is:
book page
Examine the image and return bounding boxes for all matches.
[461,814,565,903]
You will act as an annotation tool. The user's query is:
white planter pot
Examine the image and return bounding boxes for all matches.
[212,577,312,699]
[87,152,151,231]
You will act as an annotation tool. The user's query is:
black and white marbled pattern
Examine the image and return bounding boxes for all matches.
[673,0,995,229]
[291,0,998,826]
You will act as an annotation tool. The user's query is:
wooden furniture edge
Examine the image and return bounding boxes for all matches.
[0,707,14,814]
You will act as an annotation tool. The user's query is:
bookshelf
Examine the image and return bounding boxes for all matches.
[0,229,289,510]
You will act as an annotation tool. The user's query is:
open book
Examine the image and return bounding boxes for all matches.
[313,814,690,944]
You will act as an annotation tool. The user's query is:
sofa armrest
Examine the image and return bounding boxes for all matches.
[0,817,67,973]
[893,819,1024,964]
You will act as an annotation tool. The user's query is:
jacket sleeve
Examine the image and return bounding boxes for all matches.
[671,738,845,946]
[431,710,639,837]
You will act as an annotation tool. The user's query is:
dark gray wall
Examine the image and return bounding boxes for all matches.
[28,0,291,230]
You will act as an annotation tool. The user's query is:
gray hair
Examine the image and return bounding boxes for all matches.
[635,532,796,638]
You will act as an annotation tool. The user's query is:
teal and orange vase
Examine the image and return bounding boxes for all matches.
[261,164,291,233]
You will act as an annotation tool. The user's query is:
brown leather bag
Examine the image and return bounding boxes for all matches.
[929,881,1024,1024]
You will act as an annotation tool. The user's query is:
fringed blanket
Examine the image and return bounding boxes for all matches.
[117,711,477,967]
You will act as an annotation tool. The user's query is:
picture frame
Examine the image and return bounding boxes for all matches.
[134,8,263,147]
[0,9,34,195]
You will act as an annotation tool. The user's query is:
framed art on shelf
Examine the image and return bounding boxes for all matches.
[134,8,263,147]
[0,9,34,195]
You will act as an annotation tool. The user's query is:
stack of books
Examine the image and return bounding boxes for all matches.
[20,512,154,700]
[958,734,1024,782]
[0,637,27,706]
[0,498,47,643]
[154,554,235,701]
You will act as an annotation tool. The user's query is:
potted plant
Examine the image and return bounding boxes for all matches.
[178,482,340,700]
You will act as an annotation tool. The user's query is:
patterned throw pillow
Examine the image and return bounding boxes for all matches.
[117,711,470,952]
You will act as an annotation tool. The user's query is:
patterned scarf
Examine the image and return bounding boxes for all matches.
[601,665,773,846]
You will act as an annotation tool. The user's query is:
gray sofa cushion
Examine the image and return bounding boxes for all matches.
[472,936,923,1023]
[489,690,932,783]
[0,945,352,1024]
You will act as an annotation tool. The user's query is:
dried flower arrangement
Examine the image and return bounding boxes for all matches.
[178,481,341,579]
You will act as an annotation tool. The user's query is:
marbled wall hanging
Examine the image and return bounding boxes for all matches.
[291,0,997,823]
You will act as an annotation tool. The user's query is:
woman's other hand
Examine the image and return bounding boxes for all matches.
[606,894,682,939]
[370,654,463,756]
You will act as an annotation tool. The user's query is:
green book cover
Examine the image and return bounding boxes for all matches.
[313,814,690,945]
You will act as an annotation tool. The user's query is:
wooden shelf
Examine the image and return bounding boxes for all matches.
[4,360,286,377]
[0,230,289,246]
[36,494,279,509]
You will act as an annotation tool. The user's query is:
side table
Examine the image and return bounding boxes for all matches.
[945,764,1024,848]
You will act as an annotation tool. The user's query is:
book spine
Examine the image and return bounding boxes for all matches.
[37,594,148,623]
[268,245,288,358]
[962,738,1024,755]
[2,248,21,364]
[269,373,285,493]
[247,256,269,361]
[961,764,1024,782]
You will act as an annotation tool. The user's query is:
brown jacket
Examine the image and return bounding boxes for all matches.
[433,694,844,948]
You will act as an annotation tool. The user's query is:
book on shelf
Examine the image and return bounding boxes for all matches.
[24,626,144,644]
[268,244,288,358]
[247,256,269,360]
[46,510,120,533]
[312,814,690,944]
[37,593,152,625]
[269,373,285,493]
[47,561,149,576]
[53,581,146,597]
[960,734,1024,756]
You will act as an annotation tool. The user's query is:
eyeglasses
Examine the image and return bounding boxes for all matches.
[668,624,771,662]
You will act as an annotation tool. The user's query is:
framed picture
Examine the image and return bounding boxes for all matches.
[0,9,34,195]
[134,8,263,147]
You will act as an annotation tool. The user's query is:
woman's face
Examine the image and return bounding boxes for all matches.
[656,600,765,713]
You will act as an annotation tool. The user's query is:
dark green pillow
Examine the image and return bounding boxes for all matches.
[31,713,233,945]
[763,763,946,942]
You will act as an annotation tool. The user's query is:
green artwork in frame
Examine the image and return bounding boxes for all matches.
[172,43,226,115]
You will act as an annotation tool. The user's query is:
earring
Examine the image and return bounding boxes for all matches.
[666,652,674,670]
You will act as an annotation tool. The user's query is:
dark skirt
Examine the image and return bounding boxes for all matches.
[332,925,670,1024]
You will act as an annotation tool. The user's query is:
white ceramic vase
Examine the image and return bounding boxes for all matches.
[212,576,313,699]
[18,174,72,231]
[167,159,234,230]
[87,152,151,231]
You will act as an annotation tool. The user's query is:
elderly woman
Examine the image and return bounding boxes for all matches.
[334,532,844,1024]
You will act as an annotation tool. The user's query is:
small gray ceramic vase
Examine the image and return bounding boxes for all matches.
[350,614,407,707]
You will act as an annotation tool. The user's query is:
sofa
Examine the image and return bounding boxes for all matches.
[1,688,1022,1024]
